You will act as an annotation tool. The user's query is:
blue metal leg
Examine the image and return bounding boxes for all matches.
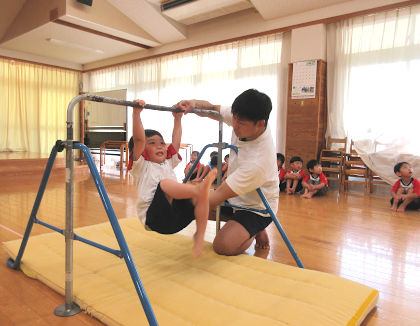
[256,189,305,268]
[7,142,62,270]
[74,143,158,326]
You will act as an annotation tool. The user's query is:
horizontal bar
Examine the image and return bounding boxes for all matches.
[35,218,64,234]
[73,234,122,258]
[67,94,222,125]
[35,218,122,258]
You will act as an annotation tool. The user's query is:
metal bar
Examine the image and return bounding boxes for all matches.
[66,94,222,126]
[215,119,224,232]
[73,234,122,258]
[35,219,64,234]
[256,188,305,268]
[74,142,158,325]
[7,143,61,270]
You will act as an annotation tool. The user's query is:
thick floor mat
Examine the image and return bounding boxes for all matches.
[3,218,378,325]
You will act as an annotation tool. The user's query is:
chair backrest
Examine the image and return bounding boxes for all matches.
[326,137,347,152]
[349,140,357,154]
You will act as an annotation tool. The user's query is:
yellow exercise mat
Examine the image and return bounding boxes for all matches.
[3,218,378,326]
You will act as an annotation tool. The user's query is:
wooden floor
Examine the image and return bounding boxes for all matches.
[1,167,419,326]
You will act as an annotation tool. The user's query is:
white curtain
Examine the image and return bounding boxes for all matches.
[327,5,420,184]
[84,34,285,179]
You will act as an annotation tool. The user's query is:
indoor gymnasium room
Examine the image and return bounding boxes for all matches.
[1,0,420,325]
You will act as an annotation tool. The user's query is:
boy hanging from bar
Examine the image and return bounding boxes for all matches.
[128,100,217,257]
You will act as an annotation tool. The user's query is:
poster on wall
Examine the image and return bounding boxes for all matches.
[291,60,317,99]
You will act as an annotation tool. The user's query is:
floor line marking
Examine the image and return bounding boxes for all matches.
[0,223,23,238]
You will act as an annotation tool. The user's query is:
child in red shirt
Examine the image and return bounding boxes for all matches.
[284,156,305,194]
[277,153,286,191]
[301,159,328,199]
[390,162,420,212]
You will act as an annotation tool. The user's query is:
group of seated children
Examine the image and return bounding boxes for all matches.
[277,154,420,210]
[277,153,328,199]
[184,150,229,184]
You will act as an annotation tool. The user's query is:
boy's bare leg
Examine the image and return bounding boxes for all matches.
[396,197,414,212]
[255,229,270,249]
[160,169,217,257]
[302,190,316,199]
[391,188,403,211]
[286,179,293,195]
[213,220,255,256]
[291,179,298,194]
[301,188,310,198]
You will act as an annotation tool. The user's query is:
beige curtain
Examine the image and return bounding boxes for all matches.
[0,58,80,154]
[326,5,420,184]
[85,33,285,158]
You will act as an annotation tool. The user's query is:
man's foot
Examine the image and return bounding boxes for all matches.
[255,229,270,249]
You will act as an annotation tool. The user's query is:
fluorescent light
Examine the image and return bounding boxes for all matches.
[46,38,104,54]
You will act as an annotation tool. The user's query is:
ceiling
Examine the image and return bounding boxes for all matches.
[0,0,409,69]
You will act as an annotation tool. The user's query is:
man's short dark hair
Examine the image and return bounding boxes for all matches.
[307,159,319,171]
[231,89,272,126]
[290,156,303,164]
[394,161,409,174]
[277,153,285,165]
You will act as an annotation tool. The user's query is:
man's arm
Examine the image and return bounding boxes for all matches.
[171,112,182,153]
[209,182,237,210]
[132,100,146,161]
[176,100,221,122]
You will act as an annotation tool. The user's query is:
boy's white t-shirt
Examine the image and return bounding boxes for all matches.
[220,106,279,217]
[130,154,181,226]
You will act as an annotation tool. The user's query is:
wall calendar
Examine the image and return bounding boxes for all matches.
[291,60,317,99]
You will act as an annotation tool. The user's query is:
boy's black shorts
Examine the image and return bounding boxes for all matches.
[146,183,195,234]
[221,207,272,238]
[390,197,420,210]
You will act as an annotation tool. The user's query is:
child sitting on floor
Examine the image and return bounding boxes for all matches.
[277,153,286,192]
[184,150,209,183]
[128,100,217,257]
[390,162,420,212]
[284,156,305,195]
[301,159,328,199]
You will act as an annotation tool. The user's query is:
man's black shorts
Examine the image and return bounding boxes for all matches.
[222,207,272,238]
[146,183,195,234]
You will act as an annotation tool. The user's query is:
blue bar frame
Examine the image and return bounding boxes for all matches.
[7,141,158,326]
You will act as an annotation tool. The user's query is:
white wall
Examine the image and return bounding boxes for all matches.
[291,24,327,62]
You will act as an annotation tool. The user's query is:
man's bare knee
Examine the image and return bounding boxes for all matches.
[213,238,238,256]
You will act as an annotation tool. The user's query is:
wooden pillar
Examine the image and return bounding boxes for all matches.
[285,60,327,169]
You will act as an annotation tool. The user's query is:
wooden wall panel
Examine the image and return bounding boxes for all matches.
[285,60,327,170]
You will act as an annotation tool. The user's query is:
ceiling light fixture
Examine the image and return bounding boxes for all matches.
[46,38,104,54]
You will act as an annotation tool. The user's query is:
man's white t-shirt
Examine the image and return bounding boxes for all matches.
[220,106,279,217]
[130,154,181,226]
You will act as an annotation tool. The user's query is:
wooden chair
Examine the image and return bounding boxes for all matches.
[367,140,389,193]
[320,137,347,188]
[341,140,369,193]
[368,169,389,193]
[100,140,129,172]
